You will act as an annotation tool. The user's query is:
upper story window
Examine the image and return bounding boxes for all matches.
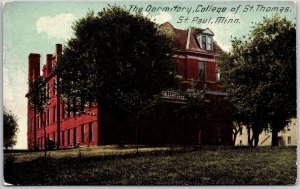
[47,109,50,125]
[207,36,212,50]
[53,78,57,96]
[53,106,56,122]
[197,28,214,51]
[198,61,206,81]
[46,83,50,98]
[202,36,207,50]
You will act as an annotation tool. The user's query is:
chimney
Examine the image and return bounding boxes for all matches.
[28,53,41,81]
[55,44,62,58]
[46,54,53,74]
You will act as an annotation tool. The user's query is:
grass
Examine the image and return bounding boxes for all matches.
[4,146,297,185]
[4,145,177,162]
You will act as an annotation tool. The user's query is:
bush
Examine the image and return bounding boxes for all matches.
[46,139,56,150]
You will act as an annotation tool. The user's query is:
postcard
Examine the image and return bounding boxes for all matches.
[3,0,296,185]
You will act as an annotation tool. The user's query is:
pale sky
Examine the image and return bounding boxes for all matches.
[2,0,296,149]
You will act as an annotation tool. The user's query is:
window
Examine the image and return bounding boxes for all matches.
[40,115,43,128]
[37,138,40,149]
[73,127,77,145]
[198,33,213,51]
[287,136,291,144]
[67,100,71,118]
[42,137,44,149]
[67,129,71,144]
[89,122,93,142]
[198,61,206,81]
[43,112,46,126]
[47,109,50,124]
[37,115,40,129]
[239,127,243,135]
[207,37,212,50]
[62,131,65,145]
[202,36,206,50]
[47,83,50,98]
[53,106,56,122]
[53,78,57,95]
[81,124,85,143]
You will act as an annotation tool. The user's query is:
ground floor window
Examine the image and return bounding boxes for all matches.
[67,129,71,144]
[287,136,291,144]
[62,131,65,145]
[54,132,56,142]
[73,127,77,145]
[81,124,85,143]
[89,122,93,142]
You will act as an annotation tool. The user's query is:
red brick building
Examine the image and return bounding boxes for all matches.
[26,23,232,150]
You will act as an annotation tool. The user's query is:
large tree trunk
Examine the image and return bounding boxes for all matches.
[232,130,238,145]
[41,113,47,157]
[252,126,260,147]
[253,133,259,147]
[247,127,253,146]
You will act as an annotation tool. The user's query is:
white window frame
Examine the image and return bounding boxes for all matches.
[197,34,214,51]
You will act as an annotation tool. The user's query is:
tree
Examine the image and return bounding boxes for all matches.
[28,76,49,156]
[55,7,176,145]
[176,86,207,144]
[232,122,242,145]
[218,15,296,146]
[3,108,19,149]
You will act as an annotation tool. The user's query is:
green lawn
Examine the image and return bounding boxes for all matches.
[4,146,297,185]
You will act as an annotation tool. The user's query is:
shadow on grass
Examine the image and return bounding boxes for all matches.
[4,146,297,185]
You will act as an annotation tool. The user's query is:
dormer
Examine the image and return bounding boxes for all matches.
[196,28,214,51]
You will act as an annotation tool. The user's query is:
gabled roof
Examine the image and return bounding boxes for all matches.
[196,28,214,36]
[159,22,222,54]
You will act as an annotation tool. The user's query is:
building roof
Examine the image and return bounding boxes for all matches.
[159,22,222,54]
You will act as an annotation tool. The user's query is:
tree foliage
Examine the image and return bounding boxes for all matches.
[55,6,176,144]
[28,76,50,153]
[218,15,296,146]
[3,108,19,149]
[177,89,207,121]
[28,76,49,115]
